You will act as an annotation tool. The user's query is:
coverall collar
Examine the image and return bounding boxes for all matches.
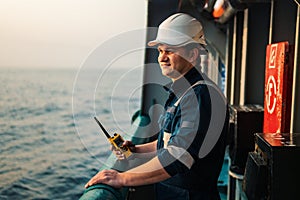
[164,67,204,97]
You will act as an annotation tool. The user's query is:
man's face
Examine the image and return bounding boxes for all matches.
[157,44,193,81]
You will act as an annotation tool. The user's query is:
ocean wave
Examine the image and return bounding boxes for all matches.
[0,68,141,199]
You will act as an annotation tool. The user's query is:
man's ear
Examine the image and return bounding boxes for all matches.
[188,48,199,64]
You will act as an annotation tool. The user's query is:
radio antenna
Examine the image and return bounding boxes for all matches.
[94,116,111,139]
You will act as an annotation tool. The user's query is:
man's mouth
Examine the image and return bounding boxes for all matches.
[160,63,170,68]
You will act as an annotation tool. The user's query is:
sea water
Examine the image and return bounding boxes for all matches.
[0,67,142,199]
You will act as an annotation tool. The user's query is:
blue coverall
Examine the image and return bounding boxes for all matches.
[155,67,228,200]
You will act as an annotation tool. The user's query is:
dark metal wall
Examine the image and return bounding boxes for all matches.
[142,0,179,115]
[292,6,300,132]
[244,3,271,105]
[225,0,299,132]
[142,0,300,132]
[270,0,297,44]
[270,0,299,132]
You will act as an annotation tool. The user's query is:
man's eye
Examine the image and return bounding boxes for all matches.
[157,49,175,54]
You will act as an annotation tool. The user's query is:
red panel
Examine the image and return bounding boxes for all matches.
[263,42,293,133]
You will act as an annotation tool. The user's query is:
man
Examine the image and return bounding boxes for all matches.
[84,13,228,199]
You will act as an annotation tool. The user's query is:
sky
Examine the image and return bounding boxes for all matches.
[0,0,148,69]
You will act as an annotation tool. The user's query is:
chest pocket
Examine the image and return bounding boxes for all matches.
[159,106,177,148]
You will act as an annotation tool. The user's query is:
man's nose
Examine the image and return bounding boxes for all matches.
[158,52,168,62]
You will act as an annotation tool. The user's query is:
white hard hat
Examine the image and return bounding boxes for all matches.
[148,13,207,47]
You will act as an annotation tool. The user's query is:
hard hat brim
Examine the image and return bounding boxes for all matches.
[148,28,206,47]
[147,38,207,47]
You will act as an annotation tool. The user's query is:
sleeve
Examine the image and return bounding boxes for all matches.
[157,87,211,176]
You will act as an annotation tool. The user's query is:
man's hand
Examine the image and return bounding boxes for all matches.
[110,140,136,160]
[85,169,124,189]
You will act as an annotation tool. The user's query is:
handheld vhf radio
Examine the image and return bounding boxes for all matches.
[94,116,132,158]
